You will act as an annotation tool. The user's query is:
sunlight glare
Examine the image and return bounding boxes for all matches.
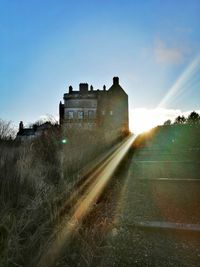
[36,135,135,267]
[130,108,162,134]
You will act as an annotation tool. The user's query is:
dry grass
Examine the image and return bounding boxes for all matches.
[0,127,125,267]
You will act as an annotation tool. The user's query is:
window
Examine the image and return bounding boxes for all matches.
[67,111,74,119]
[78,111,84,119]
[88,110,95,119]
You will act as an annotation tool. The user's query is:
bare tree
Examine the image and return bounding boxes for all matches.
[29,114,58,128]
[0,119,15,140]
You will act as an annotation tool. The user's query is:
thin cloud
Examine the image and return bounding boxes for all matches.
[154,39,184,65]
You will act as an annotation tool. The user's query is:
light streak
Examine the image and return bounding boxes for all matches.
[158,54,200,108]
[36,134,135,267]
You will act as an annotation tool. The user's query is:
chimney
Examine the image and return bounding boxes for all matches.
[103,85,106,91]
[19,121,24,132]
[90,85,93,91]
[69,85,73,93]
[79,83,88,93]
[113,77,119,85]
[59,101,64,125]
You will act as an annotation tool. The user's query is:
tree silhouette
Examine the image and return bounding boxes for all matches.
[174,115,186,124]
[163,119,171,125]
[187,111,200,124]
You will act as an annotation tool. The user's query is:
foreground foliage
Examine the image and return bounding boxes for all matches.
[0,126,125,267]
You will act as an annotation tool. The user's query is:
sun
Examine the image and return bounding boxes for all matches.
[129,108,161,134]
[131,116,155,134]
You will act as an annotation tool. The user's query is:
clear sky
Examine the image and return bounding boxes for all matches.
[1,0,200,132]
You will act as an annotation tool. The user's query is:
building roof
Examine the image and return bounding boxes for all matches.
[17,128,35,136]
[63,77,127,100]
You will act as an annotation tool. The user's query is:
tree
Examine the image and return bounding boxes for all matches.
[174,115,186,124]
[163,119,171,126]
[187,111,200,124]
[0,119,15,140]
[29,115,58,129]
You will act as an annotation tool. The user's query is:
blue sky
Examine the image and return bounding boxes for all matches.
[0,0,200,132]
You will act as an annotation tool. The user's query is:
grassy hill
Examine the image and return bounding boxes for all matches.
[134,124,200,150]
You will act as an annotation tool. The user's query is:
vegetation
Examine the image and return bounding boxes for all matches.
[0,119,15,140]
[163,111,200,126]
[134,121,200,152]
[133,111,200,150]
[0,119,125,267]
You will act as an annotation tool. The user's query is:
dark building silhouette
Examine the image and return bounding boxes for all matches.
[16,77,129,141]
[59,77,129,135]
[16,121,53,141]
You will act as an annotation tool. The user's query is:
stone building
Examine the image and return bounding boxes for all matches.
[16,121,53,141]
[59,77,129,135]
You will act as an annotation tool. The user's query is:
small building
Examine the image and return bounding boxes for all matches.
[59,77,129,135]
[16,121,53,141]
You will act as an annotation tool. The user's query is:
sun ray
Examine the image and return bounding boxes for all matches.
[158,54,200,108]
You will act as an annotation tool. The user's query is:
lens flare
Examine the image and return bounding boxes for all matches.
[36,135,135,267]
[158,54,200,108]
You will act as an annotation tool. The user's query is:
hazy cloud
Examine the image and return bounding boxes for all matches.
[154,39,184,65]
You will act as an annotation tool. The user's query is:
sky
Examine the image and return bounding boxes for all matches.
[0,0,200,133]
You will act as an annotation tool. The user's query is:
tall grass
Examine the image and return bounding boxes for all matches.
[0,127,124,266]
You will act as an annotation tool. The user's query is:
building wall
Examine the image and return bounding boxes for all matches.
[60,77,129,134]
[65,99,97,109]
[63,96,98,129]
